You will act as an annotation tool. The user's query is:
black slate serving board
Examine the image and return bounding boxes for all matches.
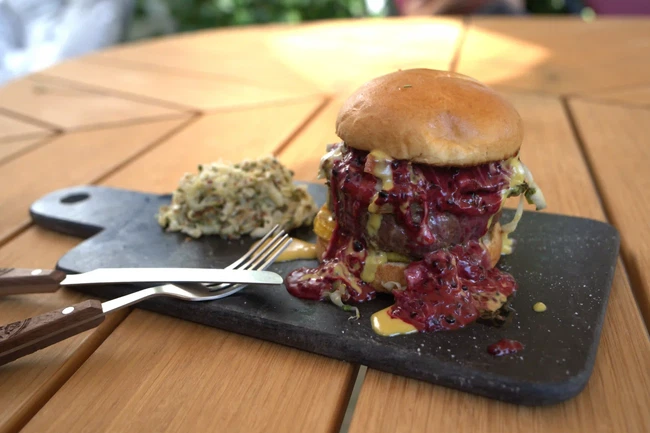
[30,184,619,406]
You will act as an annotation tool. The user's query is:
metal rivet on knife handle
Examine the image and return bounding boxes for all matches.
[0,268,66,296]
[0,300,105,367]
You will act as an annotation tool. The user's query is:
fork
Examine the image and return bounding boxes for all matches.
[195,225,292,298]
[0,226,291,367]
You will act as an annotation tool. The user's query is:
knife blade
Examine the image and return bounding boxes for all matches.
[0,267,284,296]
[61,268,283,286]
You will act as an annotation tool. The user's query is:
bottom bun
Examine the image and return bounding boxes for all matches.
[315,223,503,294]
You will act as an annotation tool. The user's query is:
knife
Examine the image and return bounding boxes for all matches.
[0,267,283,296]
[0,277,277,367]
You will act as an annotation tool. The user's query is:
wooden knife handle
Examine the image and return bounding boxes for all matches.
[0,268,66,295]
[0,300,105,367]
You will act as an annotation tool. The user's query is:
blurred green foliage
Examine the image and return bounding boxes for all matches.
[135,0,377,33]
[133,0,582,38]
[526,0,585,14]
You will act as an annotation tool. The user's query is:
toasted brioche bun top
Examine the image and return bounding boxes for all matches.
[335,69,523,166]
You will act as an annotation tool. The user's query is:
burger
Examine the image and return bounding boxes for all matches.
[285,68,546,336]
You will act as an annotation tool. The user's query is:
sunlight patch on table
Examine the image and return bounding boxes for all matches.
[266,18,463,93]
[457,27,551,86]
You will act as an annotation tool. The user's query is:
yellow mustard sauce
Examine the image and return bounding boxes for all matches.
[371,306,418,337]
[332,262,364,294]
[278,238,317,262]
[250,237,317,262]
[533,302,547,312]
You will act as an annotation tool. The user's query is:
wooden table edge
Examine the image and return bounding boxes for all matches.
[0,309,129,433]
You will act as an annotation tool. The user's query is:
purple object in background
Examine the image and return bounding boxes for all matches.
[585,0,650,15]
[393,0,650,15]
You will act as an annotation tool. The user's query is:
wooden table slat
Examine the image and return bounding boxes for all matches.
[456,17,650,96]
[20,97,359,433]
[0,76,187,131]
[0,227,129,433]
[0,116,191,245]
[0,115,193,431]
[277,99,342,182]
[86,17,464,95]
[0,112,51,143]
[40,59,322,112]
[0,137,49,165]
[20,310,356,433]
[101,97,325,192]
[85,43,323,96]
[587,85,650,107]
[568,98,650,328]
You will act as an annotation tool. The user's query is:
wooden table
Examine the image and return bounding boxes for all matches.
[1,16,649,433]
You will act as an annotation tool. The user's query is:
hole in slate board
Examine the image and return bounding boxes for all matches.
[60,193,90,204]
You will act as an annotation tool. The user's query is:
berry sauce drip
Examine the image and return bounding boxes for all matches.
[331,144,511,256]
[285,229,376,302]
[487,339,524,356]
[390,241,517,332]
[285,144,518,333]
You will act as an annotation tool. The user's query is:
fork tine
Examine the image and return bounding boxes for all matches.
[245,234,291,270]
[226,225,281,270]
[234,232,288,272]
[253,237,292,272]
[205,236,292,296]
[206,227,287,292]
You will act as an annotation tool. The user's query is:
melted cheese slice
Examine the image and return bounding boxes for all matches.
[368,149,394,191]
[505,156,547,210]
[318,145,343,179]
[361,249,387,283]
[366,214,382,236]
[499,157,547,255]
[386,252,410,262]
[371,306,417,337]
[368,192,380,213]
[506,157,526,189]
[500,192,525,255]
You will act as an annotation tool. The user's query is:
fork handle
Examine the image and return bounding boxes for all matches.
[0,268,66,296]
[0,300,105,367]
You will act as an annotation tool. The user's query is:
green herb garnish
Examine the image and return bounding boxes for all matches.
[507,183,527,198]
[524,187,537,205]
[343,304,360,320]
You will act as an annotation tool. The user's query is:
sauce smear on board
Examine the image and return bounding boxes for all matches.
[487,339,524,356]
